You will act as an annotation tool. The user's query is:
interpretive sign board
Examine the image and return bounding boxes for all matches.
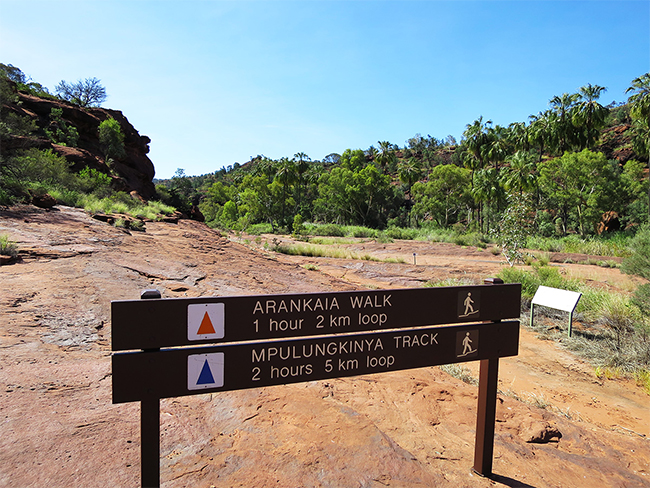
[111,281,521,487]
[530,285,582,336]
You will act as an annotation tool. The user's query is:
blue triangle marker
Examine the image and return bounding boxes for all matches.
[196,359,215,385]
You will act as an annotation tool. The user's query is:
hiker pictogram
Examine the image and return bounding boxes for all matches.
[456,329,479,358]
[458,291,480,318]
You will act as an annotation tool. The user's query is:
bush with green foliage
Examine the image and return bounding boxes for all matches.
[98,117,125,161]
[44,108,79,147]
[0,234,18,257]
[311,223,345,237]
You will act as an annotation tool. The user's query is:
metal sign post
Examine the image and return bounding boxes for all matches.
[112,281,521,487]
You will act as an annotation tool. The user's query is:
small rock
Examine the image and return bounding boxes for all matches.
[520,421,562,443]
[32,193,57,209]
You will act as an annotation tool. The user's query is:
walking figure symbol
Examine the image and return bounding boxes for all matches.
[459,292,479,318]
[459,332,477,357]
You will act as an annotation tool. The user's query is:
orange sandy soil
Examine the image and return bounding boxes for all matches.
[0,205,648,487]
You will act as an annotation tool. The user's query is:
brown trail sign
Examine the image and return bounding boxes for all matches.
[111,280,521,487]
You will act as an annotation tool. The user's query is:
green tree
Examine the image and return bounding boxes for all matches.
[471,167,502,233]
[98,117,125,161]
[619,159,649,227]
[55,77,107,107]
[199,181,234,224]
[315,160,392,226]
[237,174,278,229]
[538,149,616,236]
[339,148,367,171]
[44,108,79,147]
[495,193,535,267]
[411,164,471,227]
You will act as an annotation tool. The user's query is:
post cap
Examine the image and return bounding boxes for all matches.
[483,278,504,285]
[140,289,162,300]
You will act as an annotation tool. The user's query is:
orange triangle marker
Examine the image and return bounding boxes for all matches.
[197,312,216,335]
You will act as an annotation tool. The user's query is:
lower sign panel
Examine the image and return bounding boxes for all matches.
[112,321,519,403]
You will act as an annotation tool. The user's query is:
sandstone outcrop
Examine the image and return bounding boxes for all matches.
[2,87,156,200]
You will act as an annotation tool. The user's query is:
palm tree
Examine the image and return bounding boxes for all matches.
[507,122,530,153]
[398,158,422,197]
[528,110,556,162]
[626,73,650,125]
[462,116,492,170]
[377,141,396,174]
[626,73,650,155]
[484,125,509,171]
[626,73,650,219]
[549,92,578,153]
[275,157,296,225]
[293,152,310,212]
[500,151,537,195]
[573,83,608,149]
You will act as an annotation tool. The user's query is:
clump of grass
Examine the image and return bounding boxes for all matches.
[634,369,650,394]
[301,263,319,271]
[273,242,357,259]
[311,223,345,237]
[498,263,581,302]
[595,366,623,380]
[425,277,478,288]
[0,234,18,257]
[272,241,408,264]
[76,193,175,221]
[383,256,406,264]
[309,237,358,245]
[526,234,632,257]
[438,364,478,385]
[375,232,394,244]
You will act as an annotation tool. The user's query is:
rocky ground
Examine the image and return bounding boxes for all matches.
[0,205,648,487]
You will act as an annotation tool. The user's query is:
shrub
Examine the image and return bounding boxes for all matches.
[292,214,305,236]
[5,148,72,187]
[313,223,345,237]
[75,167,112,197]
[621,226,650,280]
[384,227,417,240]
[351,226,377,238]
[0,234,18,257]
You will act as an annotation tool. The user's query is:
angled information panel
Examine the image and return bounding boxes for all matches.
[112,283,521,351]
[112,320,519,403]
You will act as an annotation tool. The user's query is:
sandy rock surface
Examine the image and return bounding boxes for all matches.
[1,205,648,487]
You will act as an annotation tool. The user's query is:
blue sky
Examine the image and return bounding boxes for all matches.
[1,1,648,179]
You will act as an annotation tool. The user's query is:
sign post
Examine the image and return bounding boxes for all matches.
[112,280,521,486]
